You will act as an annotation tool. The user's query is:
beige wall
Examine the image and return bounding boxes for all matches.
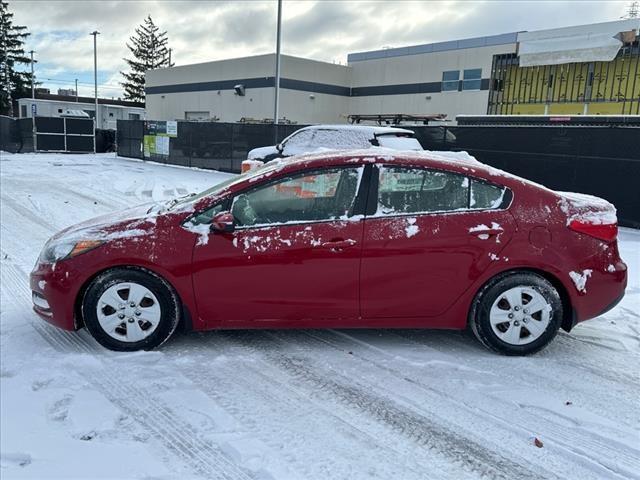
[145,44,518,124]
[146,54,351,124]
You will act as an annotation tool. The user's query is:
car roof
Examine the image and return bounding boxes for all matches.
[244,149,549,194]
[294,124,415,136]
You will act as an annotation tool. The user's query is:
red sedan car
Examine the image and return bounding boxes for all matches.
[30,151,627,355]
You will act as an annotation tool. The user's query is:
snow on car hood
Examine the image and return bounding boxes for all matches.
[50,203,162,243]
[248,145,279,160]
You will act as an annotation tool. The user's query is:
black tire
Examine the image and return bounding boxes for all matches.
[82,267,180,351]
[469,271,562,356]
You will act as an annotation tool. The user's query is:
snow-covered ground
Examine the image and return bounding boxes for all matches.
[1,152,639,480]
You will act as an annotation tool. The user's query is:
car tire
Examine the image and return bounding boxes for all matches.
[82,267,180,351]
[469,271,562,356]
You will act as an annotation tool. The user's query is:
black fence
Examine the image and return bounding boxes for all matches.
[0,116,34,152]
[34,116,94,152]
[116,120,640,227]
[117,120,302,172]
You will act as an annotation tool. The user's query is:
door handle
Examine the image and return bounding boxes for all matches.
[319,239,357,251]
[470,228,503,239]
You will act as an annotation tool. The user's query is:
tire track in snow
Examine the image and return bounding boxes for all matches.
[222,330,543,480]
[171,335,469,480]
[2,261,255,480]
[301,329,640,480]
[392,329,640,410]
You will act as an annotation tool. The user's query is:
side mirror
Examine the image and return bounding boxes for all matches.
[276,143,283,153]
[211,211,235,233]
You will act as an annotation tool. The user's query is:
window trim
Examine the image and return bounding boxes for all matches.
[230,164,370,230]
[367,164,512,219]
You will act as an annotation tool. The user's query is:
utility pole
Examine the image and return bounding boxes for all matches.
[90,31,100,130]
[273,0,282,143]
[75,79,78,102]
[29,50,35,99]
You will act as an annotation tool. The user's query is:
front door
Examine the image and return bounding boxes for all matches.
[360,165,515,321]
[191,166,365,328]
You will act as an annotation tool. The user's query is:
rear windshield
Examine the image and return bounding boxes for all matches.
[376,134,423,151]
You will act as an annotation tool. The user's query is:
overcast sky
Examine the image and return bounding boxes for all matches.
[10,0,632,99]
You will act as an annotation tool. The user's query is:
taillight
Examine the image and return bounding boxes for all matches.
[568,219,617,242]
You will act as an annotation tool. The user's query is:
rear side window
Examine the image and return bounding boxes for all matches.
[377,166,468,214]
[470,179,507,209]
[376,166,509,215]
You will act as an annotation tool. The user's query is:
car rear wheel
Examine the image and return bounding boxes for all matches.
[82,267,180,351]
[469,272,562,355]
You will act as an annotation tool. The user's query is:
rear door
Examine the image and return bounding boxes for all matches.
[191,165,367,327]
[360,165,515,320]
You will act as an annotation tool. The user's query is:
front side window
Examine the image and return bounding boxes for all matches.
[377,166,468,214]
[232,167,363,227]
[463,68,482,90]
[442,70,460,92]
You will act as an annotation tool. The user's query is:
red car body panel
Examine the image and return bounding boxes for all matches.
[30,152,628,334]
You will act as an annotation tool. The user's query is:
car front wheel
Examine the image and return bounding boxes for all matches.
[82,267,180,351]
[469,272,562,355]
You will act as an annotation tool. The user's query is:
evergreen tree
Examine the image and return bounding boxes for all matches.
[120,15,173,103]
[0,0,35,116]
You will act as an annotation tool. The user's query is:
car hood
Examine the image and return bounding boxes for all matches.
[50,203,163,243]
[248,145,279,160]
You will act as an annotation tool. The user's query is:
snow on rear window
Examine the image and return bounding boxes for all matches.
[377,135,422,151]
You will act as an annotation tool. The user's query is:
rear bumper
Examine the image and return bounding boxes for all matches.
[571,259,627,327]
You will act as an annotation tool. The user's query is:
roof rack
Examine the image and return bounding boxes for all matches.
[347,113,447,125]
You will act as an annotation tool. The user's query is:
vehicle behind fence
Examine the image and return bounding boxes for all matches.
[116,119,639,227]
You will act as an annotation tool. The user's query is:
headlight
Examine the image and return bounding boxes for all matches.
[39,239,104,264]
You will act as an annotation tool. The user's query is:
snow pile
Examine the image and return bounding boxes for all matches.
[405,218,419,238]
[184,222,210,246]
[558,191,617,226]
[569,269,593,293]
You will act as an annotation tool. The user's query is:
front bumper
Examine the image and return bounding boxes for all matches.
[30,261,82,331]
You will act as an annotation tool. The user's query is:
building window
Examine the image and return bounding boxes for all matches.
[442,70,460,92]
[463,69,482,90]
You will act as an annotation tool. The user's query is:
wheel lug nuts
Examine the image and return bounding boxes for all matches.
[127,318,134,323]
[119,304,125,310]
[118,313,125,319]
[135,311,141,316]
[514,306,520,311]
[514,321,520,326]
[508,313,514,319]
[524,309,529,314]
[523,318,528,323]
[129,302,136,307]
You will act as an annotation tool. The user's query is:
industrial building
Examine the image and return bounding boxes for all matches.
[145,18,640,124]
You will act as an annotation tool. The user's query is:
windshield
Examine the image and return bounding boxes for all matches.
[168,162,280,210]
[376,134,423,151]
